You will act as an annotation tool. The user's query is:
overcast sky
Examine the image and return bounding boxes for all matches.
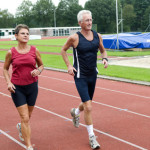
[0,0,88,15]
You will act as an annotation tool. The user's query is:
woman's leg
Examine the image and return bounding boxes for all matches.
[17,104,32,148]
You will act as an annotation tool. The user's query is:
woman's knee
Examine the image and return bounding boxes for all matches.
[21,115,30,124]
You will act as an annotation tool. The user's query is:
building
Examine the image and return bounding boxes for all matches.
[0,26,81,38]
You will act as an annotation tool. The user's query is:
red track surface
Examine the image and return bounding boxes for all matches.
[0,62,150,150]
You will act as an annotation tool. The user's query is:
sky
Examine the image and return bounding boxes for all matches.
[0,0,88,15]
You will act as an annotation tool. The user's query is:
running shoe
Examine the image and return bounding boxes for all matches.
[89,135,100,149]
[26,146,34,150]
[70,108,80,128]
[16,123,24,142]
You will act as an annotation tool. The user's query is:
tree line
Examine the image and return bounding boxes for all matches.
[0,0,150,33]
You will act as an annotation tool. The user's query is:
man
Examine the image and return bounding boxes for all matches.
[61,10,108,149]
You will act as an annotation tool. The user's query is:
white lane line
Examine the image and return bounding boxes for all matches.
[0,92,148,150]
[0,129,26,149]
[39,86,150,119]
[35,105,147,150]
[0,77,149,119]
[96,87,150,99]
[0,73,149,99]
[39,75,150,99]
[1,84,149,119]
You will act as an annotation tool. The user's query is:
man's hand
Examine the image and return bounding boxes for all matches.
[68,65,77,76]
[102,59,108,68]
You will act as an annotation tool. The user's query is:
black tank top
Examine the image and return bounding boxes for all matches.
[73,30,99,78]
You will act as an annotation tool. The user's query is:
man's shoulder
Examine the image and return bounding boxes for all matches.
[68,33,78,42]
[96,32,102,39]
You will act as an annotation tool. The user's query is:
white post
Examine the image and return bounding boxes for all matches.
[145,14,150,32]
[0,15,2,39]
[149,14,150,25]
[54,9,56,27]
[116,0,119,49]
[121,5,123,33]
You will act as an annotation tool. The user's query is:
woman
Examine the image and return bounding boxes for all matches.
[3,24,44,150]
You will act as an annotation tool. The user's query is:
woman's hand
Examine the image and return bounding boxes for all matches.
[8,83,16,93]
[31,69,40,77]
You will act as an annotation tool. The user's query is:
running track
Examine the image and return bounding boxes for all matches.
[0,62,150,150]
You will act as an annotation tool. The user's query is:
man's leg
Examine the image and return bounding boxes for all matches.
[83,100,92,125]
[83,100,100,149]
[70,102,84,127]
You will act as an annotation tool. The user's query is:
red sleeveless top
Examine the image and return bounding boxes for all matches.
[11,46,38,85]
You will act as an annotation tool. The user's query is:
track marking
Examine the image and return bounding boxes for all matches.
[39,75,150,99]
[0,74,149,118]
[0,84,149,119]
[39,86,150,119]
[0,70,149,99]
[0,92,148,150]
[0,129,26,149]
[96,87,150,99]
[35,106,147,150]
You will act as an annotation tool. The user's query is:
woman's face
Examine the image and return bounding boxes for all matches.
[15,28,29,43]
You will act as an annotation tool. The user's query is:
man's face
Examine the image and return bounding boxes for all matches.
[79,14,93,31]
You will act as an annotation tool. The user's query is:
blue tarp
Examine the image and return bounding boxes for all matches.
[102,33,150,49]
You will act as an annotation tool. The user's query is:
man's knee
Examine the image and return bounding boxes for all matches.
[84,101,92,113]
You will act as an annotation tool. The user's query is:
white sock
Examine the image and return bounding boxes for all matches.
[75,108,80,115]
[86,125,95,137]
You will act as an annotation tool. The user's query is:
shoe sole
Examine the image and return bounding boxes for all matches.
[70,108,75,117]
[90,144,100,149]
[16,124,24,142]
[70,108,79,128]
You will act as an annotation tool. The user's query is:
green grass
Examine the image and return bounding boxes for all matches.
[0,51,7,60]
[0,38,67,46]
[107,50,150,57]
[28,38,67,46]
[40,54,150,82]
[0,38,150,82]
[97,64,150,82]
[0,45,15,49]
[0,45,72,53]
[1,39,150,56]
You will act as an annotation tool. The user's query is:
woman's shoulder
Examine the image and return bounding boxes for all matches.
[5,49,12,59]
[30,45,37,52]
[30,45,36,50]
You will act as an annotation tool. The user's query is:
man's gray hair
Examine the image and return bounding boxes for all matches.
[77,10,92,22]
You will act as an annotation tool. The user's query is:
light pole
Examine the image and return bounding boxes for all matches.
[145,14,150,32]
[0,15,2,39]
[121,5,123,33]
[53,8,56,27]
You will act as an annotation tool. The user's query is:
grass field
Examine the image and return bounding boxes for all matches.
[0,38,150,82]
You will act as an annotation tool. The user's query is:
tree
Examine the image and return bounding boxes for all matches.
[32,0,54,27]
[133,0,150,31]
[0,9,14,28]
[15,0,34,27]
[123,4,136,31]
[85,0,116,33]
[143,6,150,32]
[56,0,82,27]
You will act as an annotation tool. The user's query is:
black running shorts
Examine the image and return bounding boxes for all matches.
[74,75,97,102]
[11,82,38,107]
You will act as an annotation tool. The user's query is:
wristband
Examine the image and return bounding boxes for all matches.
[37,68,42,73]
[102,58,108,62]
